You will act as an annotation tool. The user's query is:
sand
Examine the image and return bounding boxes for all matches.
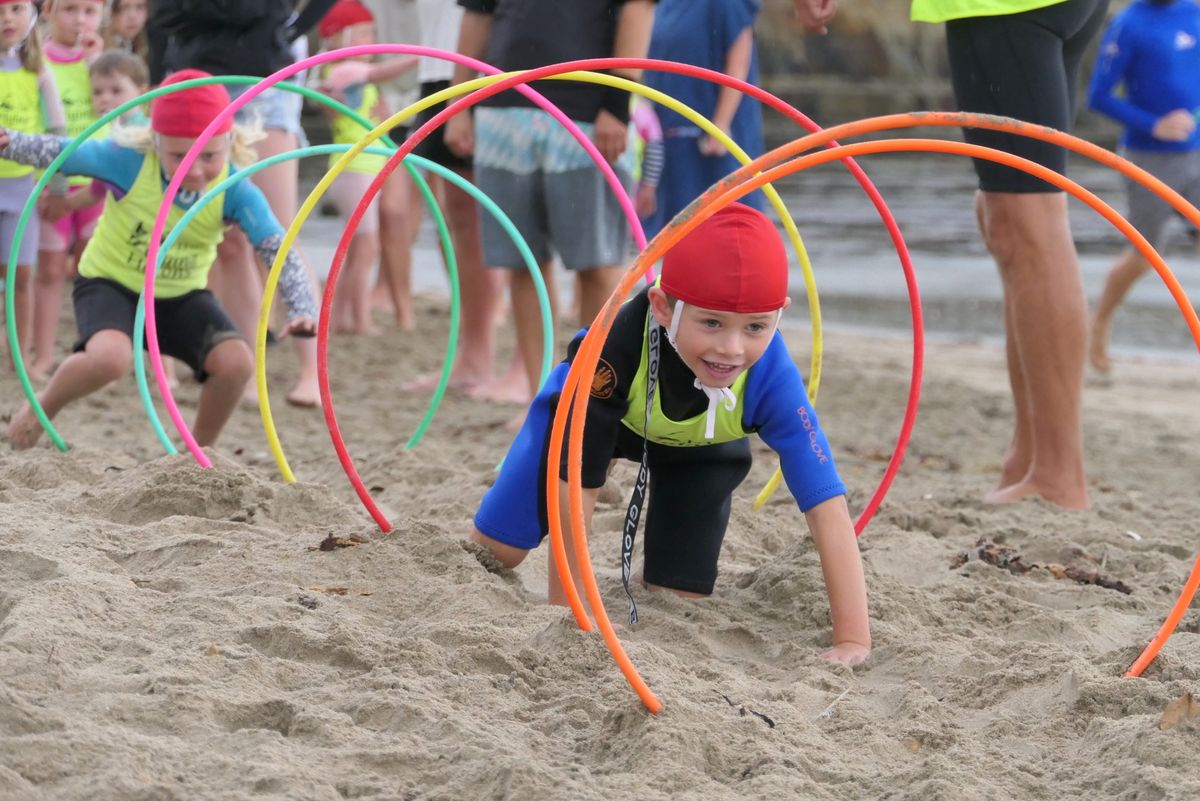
[3,298,1200,801]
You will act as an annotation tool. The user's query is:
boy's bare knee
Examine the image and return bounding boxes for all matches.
[469,527,529,569]
[205,339,254,383]
[86,331,134,379]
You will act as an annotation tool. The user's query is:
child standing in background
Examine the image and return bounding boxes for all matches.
[317,0,400,336]
[0,0,67,371]
[1086,0,1200,375]
[631,95,664,221]
[643,0,765,239]
[318,0,419,334]
[104,0,149,59]
[31,0,105,382]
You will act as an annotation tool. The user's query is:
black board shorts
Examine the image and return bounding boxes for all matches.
[945,0,1110,192]
[72,276,243,382]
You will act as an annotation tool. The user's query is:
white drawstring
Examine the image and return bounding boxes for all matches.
[693,380,737,439]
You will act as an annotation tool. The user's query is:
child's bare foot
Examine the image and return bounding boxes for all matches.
[285,378,322,409]
[5,403,45,450]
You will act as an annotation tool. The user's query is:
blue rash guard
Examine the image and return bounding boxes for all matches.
[475,288,846,553]
[1087,0,1200,153]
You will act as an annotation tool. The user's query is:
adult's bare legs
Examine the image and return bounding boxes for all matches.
[575,265,623,327]
[976,190,1088,509]
[977,194,1033,489]
[1089,246,1149,373]
[405,172,502,393]
[500,263,558,403]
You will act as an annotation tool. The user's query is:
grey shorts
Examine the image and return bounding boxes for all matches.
[228,84,309,147]
[474,107,634,270]
[0,174,40,265]
[1123,148,1200,251]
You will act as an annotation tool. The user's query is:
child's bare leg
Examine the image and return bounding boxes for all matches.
[211,233,263,402]
[346,231,381,335]
[3,263,34,371]
[5,329,133,448]
[192,338,254,446]
[31,249,70,379]
[377,166,416,330]
[1089,247,1150,374]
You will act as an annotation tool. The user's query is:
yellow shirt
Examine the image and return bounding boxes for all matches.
[78,150,228,298]
[911,0,1068,23]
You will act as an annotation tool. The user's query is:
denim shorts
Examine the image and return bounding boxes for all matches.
[228,83,309,146]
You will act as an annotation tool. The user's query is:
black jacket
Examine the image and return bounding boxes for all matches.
[148,0,338,84]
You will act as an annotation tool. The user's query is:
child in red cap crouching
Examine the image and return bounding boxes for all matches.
[471,203,870,667]
[1,69,318,450]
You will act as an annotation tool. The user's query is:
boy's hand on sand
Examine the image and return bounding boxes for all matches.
[281,317,317,339]
[1153,109,1196,142]
[820,641,870,667]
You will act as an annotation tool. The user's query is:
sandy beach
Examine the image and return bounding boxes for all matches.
[3,278,1200,800]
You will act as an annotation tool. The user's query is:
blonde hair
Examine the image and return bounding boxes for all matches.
[20,6,43,73]
[114,120,266,170]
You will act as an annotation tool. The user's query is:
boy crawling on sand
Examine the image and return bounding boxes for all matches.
[470,204,870,666]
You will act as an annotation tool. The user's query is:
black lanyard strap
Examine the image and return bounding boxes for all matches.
[620,314,659,625]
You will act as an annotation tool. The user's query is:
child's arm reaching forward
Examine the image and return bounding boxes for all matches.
[805,496,871,666]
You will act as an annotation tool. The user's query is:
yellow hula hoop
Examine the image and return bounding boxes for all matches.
[257,69,823,482]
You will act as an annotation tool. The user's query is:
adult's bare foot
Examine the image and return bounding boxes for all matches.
[985,477,1089,510]
[5,403,45,450]
[467,372,531,405]
[996,447,1031,490]
[402,364,491,394]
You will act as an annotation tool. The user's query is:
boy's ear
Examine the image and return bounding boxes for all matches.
[647,286,674,329]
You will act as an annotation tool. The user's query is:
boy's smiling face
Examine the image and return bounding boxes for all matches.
[648,287,788,388]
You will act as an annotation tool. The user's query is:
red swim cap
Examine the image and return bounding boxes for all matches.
[318,0,375,39]
[660,203,789,314]
[151,69,233,139]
